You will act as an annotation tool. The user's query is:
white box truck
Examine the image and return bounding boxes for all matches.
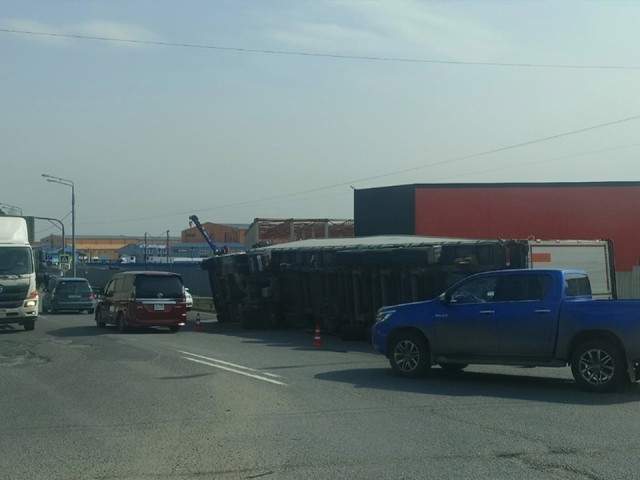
[528,239,615,299]
[0,216,39,330]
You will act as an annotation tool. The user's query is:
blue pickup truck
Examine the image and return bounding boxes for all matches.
[371,269,640,392]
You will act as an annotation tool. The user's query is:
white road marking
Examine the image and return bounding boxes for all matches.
[178,351,287,386]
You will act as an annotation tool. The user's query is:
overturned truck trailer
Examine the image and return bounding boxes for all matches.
[201,236,615,339]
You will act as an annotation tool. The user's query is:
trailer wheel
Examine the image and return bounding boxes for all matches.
[389,331,430,378]
[571,340,627,392]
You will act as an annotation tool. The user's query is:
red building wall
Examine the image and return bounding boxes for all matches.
[414,184,640,271]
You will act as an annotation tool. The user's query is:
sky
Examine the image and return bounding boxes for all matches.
[2,1,640,240]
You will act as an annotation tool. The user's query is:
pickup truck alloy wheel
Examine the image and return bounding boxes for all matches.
[389,332,430,378]
[571,341,626,392]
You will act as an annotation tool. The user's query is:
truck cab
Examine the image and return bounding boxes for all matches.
[0,217,39,331]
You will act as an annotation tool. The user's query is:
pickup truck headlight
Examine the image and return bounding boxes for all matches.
[376,310,395,324]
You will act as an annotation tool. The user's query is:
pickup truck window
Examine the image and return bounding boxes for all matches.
[493,274,551,302]
[565,273,591,297]
[449,273,551,304]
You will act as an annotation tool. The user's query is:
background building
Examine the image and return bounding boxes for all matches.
[245,218,354,249]
[354,181,640,297]
[181,222,247,245]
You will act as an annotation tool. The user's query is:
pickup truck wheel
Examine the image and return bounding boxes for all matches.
[571,341,626,392]
[389,332,430,378]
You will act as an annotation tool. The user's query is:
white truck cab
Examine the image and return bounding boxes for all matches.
[0,217,38,330]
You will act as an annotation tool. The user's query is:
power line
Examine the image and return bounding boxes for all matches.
[80,113,640,226]
[2,28,640,70]
[192,113,640,211]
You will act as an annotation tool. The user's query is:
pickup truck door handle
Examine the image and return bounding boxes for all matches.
[534,309,551,313]
[479,310,495,315]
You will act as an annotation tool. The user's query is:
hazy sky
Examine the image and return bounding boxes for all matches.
[2,1,640,239]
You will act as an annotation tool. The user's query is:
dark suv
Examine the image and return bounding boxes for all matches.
[95,271,187,333]
[42,277,95,314]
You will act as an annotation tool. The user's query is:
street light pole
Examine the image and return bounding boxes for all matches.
[33,216,65,255]
[42,174,76,277]
[0,203,23,215]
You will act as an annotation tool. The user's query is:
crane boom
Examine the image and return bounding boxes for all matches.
[188,215,218,253]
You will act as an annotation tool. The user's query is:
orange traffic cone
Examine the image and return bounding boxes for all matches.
[195,313,202,331]
[312,323,322,348]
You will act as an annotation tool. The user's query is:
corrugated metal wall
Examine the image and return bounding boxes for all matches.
[615,269,640,299]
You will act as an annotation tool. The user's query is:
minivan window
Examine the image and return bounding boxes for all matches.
[134,276,183,299]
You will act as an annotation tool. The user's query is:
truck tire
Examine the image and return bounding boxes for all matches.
[23,320,35,331]
[571,340,627,392]
[389,331,430,378]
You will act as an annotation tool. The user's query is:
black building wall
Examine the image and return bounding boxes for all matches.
[354,185,416,236]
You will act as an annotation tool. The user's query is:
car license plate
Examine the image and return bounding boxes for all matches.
[154,304,165,311]
[69,295,81,299]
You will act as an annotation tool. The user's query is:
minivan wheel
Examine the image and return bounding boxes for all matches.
[95,310,106,328]
[117,314,128,333]
[169,326,180,333]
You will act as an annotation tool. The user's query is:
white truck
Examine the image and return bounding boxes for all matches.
[527,239,615,299]
[0,216,39,330]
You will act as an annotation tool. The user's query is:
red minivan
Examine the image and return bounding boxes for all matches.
[95,271,187,333]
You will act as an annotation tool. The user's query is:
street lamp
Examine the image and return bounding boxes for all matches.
[0,203,23,215]
[42,174,76,277]
[33,216,65,256]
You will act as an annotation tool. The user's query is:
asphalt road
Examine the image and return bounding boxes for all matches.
[2,312,640,480]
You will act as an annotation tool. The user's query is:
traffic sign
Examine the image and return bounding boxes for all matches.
[59,254,70,265]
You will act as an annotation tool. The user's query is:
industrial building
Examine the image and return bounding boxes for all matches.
[354,182,640,272]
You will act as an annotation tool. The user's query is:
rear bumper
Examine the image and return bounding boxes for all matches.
[128,317,186,327]
[51,301,94,311]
